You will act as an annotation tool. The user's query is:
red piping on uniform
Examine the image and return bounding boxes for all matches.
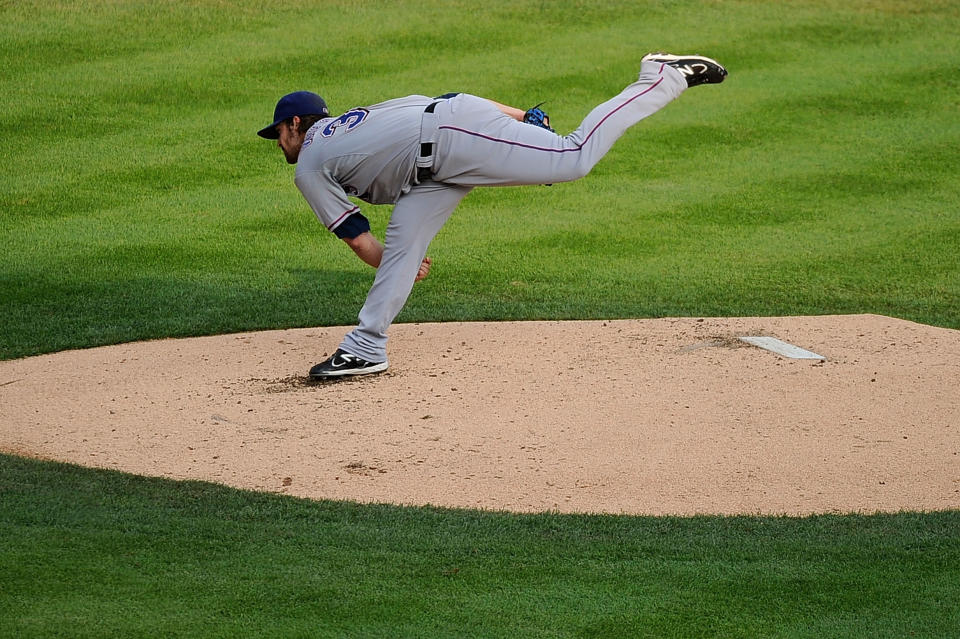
[437,77,665,154]
[329,205,361,229]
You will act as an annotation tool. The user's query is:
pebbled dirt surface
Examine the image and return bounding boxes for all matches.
[1,314,958,515]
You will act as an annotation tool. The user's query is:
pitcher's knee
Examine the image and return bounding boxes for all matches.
[570,164,593,181]
[554,161,593,182]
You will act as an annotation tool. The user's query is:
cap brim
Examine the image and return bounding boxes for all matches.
[257,120,282,139]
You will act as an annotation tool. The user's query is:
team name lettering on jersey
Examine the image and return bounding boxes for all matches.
[319,108,370,138]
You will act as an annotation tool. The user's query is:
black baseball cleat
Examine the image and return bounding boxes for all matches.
[309,349,388,378]
[642,52,728,87]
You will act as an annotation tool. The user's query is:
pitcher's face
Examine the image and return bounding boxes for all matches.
[276,118,305,164]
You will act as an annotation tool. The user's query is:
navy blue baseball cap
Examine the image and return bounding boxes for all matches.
[257,91,329,139]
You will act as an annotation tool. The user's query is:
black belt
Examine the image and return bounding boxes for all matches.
[417,94,459,182]
[420,101,439,160]
[418,100,442,181]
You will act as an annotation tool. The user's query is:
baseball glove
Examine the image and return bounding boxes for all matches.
[523,102,554,132]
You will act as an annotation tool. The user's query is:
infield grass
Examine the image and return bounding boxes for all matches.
[3,454,959,638]
[2,0,960,636]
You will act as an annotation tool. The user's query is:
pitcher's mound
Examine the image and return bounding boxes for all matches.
[1,314,958,515]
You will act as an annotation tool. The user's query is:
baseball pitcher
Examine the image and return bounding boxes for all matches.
[258,53,727,378]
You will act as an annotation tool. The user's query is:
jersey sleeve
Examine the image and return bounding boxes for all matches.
[332,212,371,239]
[293,167,361,233]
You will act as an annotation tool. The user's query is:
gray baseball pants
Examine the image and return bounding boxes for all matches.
[339,61,687,363]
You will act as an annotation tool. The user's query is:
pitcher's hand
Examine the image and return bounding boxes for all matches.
[415,257,432,282]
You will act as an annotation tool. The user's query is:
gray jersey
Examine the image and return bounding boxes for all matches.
[279,62,690,365]
[336,62,688,364]
[294,95,433,233]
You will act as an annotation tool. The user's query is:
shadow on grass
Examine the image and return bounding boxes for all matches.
[0,268,370,360]
[1,453,959,638]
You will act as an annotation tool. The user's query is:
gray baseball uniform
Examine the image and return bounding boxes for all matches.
[293,60,687,364]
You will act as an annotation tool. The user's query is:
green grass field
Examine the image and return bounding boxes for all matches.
[2,0,958,360]
[3,455,959,638]
[2,0,959,636]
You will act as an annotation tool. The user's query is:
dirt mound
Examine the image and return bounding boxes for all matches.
[2,315,958,515]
